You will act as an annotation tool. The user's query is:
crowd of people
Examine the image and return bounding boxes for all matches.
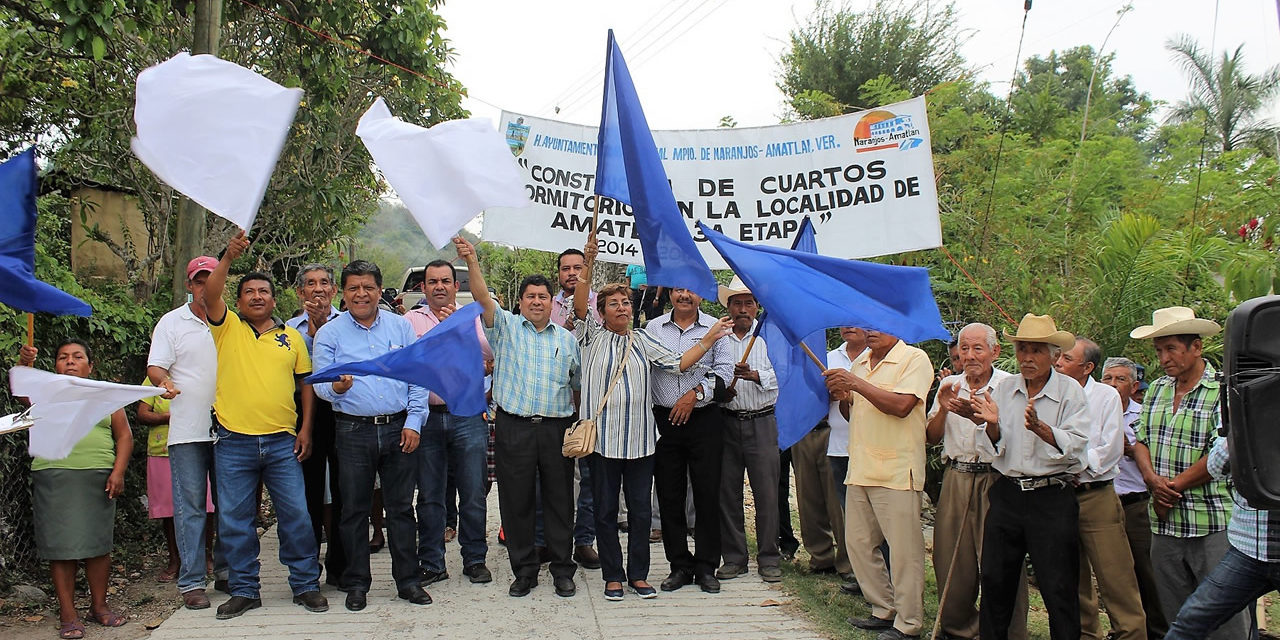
[13,229,1274,640]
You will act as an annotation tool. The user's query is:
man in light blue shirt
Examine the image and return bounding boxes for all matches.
[311,260,429,611]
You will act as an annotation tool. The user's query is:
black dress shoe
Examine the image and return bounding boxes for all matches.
[345,590,367,611]
[553,576,576,597]
[509,575,537,597]
[660,570,694,592]
[695,573,720,594]
[398,585,432,605]
[215,595,261,619]
[848,615,894,631]
[292,590,329,612]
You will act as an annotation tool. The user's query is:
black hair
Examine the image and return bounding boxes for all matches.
[236,272,276,298]
[557,248,585,270]
[1165,333,1200,350]
[1076,335,1102,373]
[341,260,383,289]
[56,338,93,364]
[424,259,456,281]
[518,274,554,299]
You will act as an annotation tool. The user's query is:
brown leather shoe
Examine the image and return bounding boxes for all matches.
[182,589,211,610]
[573,545,601,569]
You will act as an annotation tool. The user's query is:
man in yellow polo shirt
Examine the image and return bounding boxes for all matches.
[203,230,327,619]
[824,329,933,640]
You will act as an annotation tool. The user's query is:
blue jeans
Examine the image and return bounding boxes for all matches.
[168,441,226,593]
[535,458,596,547]
[416,410,489,571]
[214,427,319,598]
[336,418,418,592]
[1165,546,1267,640]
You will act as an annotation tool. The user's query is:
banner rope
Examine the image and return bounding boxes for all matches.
[939,245,1017,327]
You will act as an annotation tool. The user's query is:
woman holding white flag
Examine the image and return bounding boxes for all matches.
[571,237,732,601]
[17,340,133,639]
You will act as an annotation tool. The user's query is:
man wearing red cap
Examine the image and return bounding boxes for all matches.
[146,256,222,610]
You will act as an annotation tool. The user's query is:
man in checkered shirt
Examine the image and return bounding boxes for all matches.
[1129,306,1247,639]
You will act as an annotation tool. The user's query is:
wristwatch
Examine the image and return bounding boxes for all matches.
[695,386,706,401]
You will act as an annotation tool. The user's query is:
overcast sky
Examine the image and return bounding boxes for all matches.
[437,0,1280,129]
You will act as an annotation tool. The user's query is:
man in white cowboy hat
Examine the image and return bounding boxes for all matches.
[1053,336,1147,640]
[1128,306,1246,640]
[713,275,783,584]
[969,313,1090,640]
[823,327,933,640]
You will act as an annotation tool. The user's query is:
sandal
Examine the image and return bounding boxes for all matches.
[86,609,127,627]
[443,526,457,543]
[57,619,85,639]
[157,566,179,583]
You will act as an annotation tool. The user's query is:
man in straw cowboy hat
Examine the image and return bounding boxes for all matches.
[969,314,1090,640]
[1128,306,1247,639]
[823,327,933,640]
[713,275,784,584]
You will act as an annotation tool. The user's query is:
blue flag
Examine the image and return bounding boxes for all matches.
[756,217,829,449]
[595,30,717,301]
[699,221,949,346]
[0,148,91,316]
[306,303,488,417]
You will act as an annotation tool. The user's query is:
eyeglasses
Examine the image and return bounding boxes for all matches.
[605,300,633,310]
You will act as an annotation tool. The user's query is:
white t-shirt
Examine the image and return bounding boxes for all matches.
[147,303,218,445]
[825,345,867,457]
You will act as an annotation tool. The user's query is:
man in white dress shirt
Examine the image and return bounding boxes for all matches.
[1054,337,1146,639]
[970,314,1090,640]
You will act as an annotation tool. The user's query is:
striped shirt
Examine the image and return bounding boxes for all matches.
[1135,361,1231,538]
[485,307,580,418]
[723,321,778,411]
[645,311,734,408]
[574,317,682,459]
[1207,435,1280,562]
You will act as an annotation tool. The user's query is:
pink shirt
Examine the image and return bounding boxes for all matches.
[551,290,601,329]
[404,304,494,405]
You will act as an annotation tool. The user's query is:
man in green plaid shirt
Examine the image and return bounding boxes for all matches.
[1130,306,1247,640]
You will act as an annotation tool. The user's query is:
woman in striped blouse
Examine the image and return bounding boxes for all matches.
[572,240,731,602]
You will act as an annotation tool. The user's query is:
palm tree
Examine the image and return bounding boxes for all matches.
[1166,35,1280,153]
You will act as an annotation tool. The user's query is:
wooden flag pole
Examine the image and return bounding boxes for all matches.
[727,334,758,391]
[800,341,826,372]
[25,313,33,346]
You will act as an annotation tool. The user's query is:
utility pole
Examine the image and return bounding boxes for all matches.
[171,0,222,307]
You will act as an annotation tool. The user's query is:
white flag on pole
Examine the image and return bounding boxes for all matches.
[131,52,302,231]
[357,98,529,249]
[9,367,163,459]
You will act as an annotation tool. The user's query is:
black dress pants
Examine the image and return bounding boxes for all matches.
[494,410,575,580]
[981,478,1080,640]
[653,404,723,578]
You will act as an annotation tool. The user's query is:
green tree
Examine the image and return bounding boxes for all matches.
[777,0,967,119]
[1166,35,1280,153]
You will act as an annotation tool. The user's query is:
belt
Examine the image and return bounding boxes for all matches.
[429,403,449,413]
[334,410,406,426]
[1075,479,1114,493]
[949,460,994,474]
[1003,474,1075,492]
[725,406,775,421]
[1119,491,1150,506]
[497,407,562,424]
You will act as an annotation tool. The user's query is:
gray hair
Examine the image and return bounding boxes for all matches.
[295,264,335,289]
[1076,335,1102,373]
[958,322,998,349]
[1102,356,1139,380]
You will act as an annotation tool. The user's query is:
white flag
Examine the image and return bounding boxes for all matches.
[131,52,302,231]
[9,367,163,460]
[357,98,529,249]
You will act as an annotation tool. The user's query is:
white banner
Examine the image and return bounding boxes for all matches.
[482,96,940,269]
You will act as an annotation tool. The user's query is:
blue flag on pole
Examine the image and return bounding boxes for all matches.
[698,221,949,346]
[595,30,717,301]
[0,148,92,316]
[305,304,488,417]
[757,217,830,449]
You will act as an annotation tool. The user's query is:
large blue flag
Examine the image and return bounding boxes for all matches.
[757,217,830,449]
[699,221,949,346]
[306,303,488,417]
[594,30,717,301]
[0,148,92,316]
